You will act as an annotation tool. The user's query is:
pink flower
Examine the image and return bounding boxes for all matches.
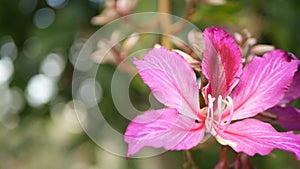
[124,27,300,159]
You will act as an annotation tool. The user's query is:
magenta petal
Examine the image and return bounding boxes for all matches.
[279,52,300,104]
[124,108,205,157]
[280,70,300,104]
[231,50,298,120]
[202,27,242,98]
[269,105,300,131]
[216,119,300,160]
[133,47,200,119]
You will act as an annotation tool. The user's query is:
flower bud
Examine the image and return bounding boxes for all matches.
[116,0,138,15]
[91,9,119,25]
[251,44,275,56]
[203,0,226,5]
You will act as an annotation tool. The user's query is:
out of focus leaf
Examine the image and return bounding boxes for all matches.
[191,2,243,25]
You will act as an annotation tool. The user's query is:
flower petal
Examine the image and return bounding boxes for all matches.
[269,105,300,131]
[124,108,205,157]
[216,119,300,160]
[202,27,242,98]
[231,50,298,120]
[133,47,200,119]
[280,69,300,104]
[279,52,300,104]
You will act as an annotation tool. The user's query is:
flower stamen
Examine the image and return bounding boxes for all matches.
[217,96,234,132]
[206,94,215,133]
[206,94,234,136]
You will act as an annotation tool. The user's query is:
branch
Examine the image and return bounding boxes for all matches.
[183,150,201,169]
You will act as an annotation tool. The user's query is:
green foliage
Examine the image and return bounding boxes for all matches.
[191,2,243,26]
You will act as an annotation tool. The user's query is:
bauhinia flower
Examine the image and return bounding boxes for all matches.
[124,27,300,159]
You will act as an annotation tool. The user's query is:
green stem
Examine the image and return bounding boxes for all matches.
[159,0,172,49]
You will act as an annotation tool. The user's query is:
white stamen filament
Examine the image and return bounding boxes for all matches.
[205,94,215,132]
[216,95,223,133]
[220,96,234,131]
[206,94,234,136]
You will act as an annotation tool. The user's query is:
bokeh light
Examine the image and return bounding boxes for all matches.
[40,53,66,78]
[77,78,102,108]
[69,38,94,71]
[33,8,55,29]
[0,37,18,61]
[25,74,57,107]
[0,86,24,129]
[46,0,68,9]
[0,57,14,85]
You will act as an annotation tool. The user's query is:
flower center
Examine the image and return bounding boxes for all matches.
[205,94,234,136]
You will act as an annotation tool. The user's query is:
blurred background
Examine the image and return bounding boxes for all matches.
[0,0,299,168]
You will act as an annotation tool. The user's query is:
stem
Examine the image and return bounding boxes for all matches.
[183,150,200,169]
[229,153,253,169]
[159,0,172,49]
[109,45,137,75]
[170,0,200,34]
[214,146,228,169]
